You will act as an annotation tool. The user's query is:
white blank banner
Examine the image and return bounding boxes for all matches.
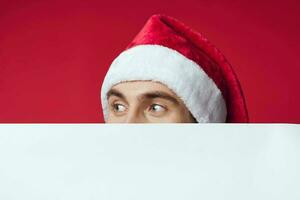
[0,124,299,200]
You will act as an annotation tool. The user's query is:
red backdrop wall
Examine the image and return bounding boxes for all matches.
[0,0,299,123]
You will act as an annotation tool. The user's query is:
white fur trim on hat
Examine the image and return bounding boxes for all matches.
[101,44,227,123]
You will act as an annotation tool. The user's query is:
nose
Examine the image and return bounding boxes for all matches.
[124,109,145,123]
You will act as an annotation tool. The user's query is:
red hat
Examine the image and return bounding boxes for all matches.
[101,14,249,123]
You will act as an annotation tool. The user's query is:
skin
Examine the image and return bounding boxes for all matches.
[106,80,197,123]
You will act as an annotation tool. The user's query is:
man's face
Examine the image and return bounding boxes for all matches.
[106,81,196,123]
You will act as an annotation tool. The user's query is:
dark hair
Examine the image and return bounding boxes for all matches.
[189,112,198,123]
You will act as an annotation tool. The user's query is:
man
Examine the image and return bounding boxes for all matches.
[100,14,249,123]
[105,81,197,123]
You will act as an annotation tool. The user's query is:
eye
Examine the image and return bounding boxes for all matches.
[112,103,126,112]
[149,104,166,113]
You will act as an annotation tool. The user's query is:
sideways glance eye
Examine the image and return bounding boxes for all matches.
[112,103,126,112]
[149,104,166,113]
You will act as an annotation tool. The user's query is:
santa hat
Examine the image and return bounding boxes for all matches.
[101,14,249,123]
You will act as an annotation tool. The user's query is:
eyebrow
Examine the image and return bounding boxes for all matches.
[107,89,126,101]
[107,89,180,105]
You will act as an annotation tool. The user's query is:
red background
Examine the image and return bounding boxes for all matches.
[0,0,299,123]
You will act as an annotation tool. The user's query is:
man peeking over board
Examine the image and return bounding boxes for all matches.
[100,14,249,123]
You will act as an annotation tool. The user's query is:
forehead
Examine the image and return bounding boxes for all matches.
[110,80,178,99]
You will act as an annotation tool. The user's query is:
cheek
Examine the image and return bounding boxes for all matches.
[171,112,189,123]
[171,107,194,123]
[107,112,124,123]
[146,110,185,123]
